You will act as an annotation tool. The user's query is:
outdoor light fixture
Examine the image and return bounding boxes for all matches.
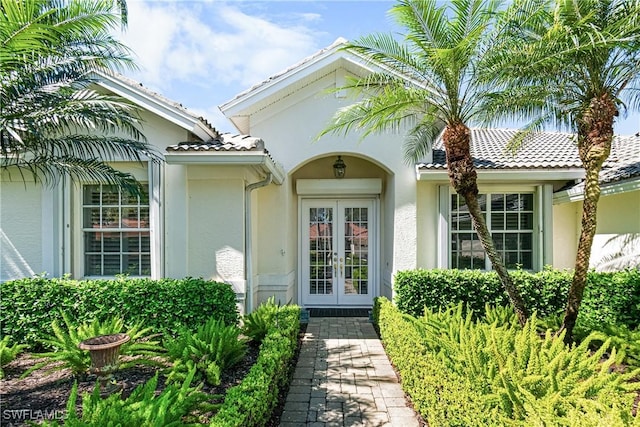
[333,156,346,178]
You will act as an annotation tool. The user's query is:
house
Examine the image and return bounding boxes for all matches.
[2,39,639,313]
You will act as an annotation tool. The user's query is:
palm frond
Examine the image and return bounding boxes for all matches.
[2,156,145,196]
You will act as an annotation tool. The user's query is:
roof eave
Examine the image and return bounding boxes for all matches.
[91,70,218,141]
[164,152,285,185]
[553,176,640,204]
[417,168,586,182]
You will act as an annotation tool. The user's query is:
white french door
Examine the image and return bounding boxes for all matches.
[301,199,376,306]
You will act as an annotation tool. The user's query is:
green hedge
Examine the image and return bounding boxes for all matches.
[211,305,301,426]
[0,277,239,349]
[394,268,640,330]
[376,297,640,426]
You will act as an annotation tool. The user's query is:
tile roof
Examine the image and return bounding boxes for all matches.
[94,69,220,138]
[574,134,640,188]
[166,133,266,153]
[419,128,582,170]
[419,128,639,176]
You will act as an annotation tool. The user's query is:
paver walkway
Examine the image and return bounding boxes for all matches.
[279,317,421,427]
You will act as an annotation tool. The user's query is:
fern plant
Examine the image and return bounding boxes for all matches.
[23,313,165,378]
[588,324,640,369]
[0,336,27,379]
[407,302,640,424]
[165,317,247,386]
[242,296,280,343]
[41,365,212,426]
[482,304,519,328]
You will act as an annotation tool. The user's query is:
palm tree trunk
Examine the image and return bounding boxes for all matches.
[561,93,615,343]
[443,121,529,326]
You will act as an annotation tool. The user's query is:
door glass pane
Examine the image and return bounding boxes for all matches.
[309,207,333,295]
[344,207,369,295]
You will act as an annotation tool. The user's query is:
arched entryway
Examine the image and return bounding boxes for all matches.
[291,154,391,308]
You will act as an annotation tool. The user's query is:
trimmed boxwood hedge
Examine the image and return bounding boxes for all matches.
[1,277,239,349]
[211,305,301,426]
[394,268,640,330]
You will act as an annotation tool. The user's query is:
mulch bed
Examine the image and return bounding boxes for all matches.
[0,325,307,426]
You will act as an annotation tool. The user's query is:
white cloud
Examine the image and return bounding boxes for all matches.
[118,1,320,93]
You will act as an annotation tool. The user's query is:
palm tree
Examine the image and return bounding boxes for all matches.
[482,0,640,341]
[320,0,530,325]
[0,0,156,195]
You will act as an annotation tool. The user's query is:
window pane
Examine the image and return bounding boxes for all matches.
[102,207,120,228]
[505,233,518,250]
[459,213,473,230]
[491,194,504,211]
[491,212,505,230]
[506,213,519,230]
[85,254,102,276]
[83,185,100,205]
[520,252,533,269]
[83,207,100,228]
[493,233,504,250]
[505,194,520,210]
[451,195,458,211]
[520,234,532,250]
[84,232,102,252]
[505,252,519,269]
[103,255,121,275]
[521,194,534,211]
[520,213,533,230]
[103,233,121,252]
[101,186,119,204]
[471,253,485,270]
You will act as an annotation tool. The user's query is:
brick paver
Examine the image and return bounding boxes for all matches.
[279,317,422,427]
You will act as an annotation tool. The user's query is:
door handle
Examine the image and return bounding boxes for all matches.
[333,254,338,276]
[340,257,344,278]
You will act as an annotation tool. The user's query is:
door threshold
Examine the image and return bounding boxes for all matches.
[307,307,371,318]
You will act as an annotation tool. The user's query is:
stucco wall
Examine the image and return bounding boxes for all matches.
[591,190,640,270]
[0,178,43,281]
[244,70,419,306]
[416,181,440,269]
[553,189,640,270]
[552,202,579,269]
[184,167,246,289]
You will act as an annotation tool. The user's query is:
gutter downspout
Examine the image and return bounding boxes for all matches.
[244,173,272,313]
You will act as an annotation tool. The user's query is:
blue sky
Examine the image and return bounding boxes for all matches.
[118,1,639,135]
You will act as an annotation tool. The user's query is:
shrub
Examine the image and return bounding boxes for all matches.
[0,336,27,379]
[1,277,239,349]
[24,314,164,379]
[377,298,640,426]
[242,296,280,343]
[394,268,640,331]
[211,304,301,426]
[166,317,247,386]
[42,367,210,426]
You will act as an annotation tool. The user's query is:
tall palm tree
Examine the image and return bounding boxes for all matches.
[482,0,640,341]
[320,0,530,325]
[0,0,156,195]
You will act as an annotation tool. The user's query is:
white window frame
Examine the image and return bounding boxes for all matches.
[72,161,163,279]
[81,183,151,277]
[438,185,553,271]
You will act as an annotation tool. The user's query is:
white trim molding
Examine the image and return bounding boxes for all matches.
[553,178,640,204]
[296,178,382,196]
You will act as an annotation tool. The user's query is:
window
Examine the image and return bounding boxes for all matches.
[82,184,150,276]
[450,193,534,270]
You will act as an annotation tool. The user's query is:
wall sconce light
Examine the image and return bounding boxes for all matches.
[333,156,346,179]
